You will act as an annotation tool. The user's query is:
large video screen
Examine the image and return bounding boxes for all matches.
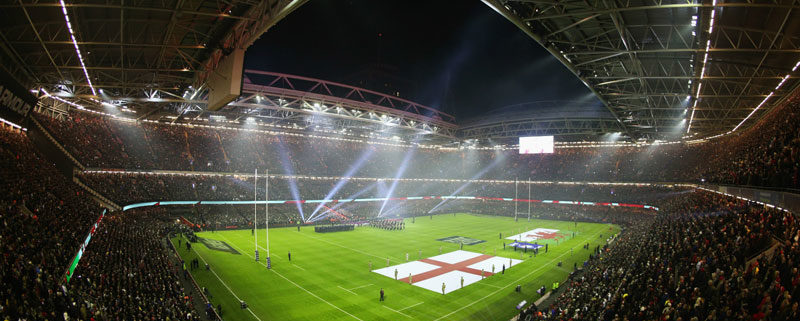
[519,136,554,154]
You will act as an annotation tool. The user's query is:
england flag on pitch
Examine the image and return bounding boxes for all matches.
[373,250,522,294]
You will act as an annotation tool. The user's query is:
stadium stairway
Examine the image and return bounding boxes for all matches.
[72,175,121,211]
[746,237,780,267]
[19,204,35,217]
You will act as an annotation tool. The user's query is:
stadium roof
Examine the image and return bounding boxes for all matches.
[3,0,799,142]
[0,0,305,107]
[459,101,625,142]
[483,0,800,140]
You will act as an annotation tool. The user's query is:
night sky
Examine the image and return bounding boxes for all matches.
[246,0,601,122]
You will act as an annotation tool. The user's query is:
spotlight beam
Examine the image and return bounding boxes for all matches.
[328,180,380,212]
[276,138,305,221]
[378,146,417,216]
[428,154,507,213]
[310,205,347,222]
[308,149,374,221]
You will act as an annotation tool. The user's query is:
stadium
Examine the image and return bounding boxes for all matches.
[2,1,800,320]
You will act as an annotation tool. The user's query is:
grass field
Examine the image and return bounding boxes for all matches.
[171,214,619,321]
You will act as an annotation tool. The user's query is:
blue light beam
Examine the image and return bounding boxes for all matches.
[428,153,507,213]
[276,137,305,221]
[378,146,417,216]
[307,148,374,221]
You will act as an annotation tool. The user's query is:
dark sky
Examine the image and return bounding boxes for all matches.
[246,0,601,122]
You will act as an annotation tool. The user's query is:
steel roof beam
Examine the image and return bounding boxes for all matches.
[16,0,65,82]
[569,48,800,55]
[1,3,257,21]
[724,8,793,131]
[523,3,800,21]
[481,0,634,139]
[8,41,206,49]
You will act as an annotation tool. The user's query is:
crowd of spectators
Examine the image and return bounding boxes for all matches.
[77,171,678,204]
[528,191,800,321]
[30,112,690,182]
[33,95,800,189]
[8,103,800,320]
[695,95,800,188]
[34,104,768,183]
[66,209,200,320]
[0,126,101,320]
[0,126,200,320]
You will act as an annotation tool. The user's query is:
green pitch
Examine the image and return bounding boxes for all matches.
[171,214,619,320]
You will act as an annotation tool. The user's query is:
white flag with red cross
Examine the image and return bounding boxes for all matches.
[372,250,522,294]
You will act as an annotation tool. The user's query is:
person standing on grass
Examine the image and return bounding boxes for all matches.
[461,276,464,288]
[288,250,291,262]
[380,288,384,301]
[492,264,495,274]
[502,264,505,275]
[441,282,446,295]
[395,268,398,280]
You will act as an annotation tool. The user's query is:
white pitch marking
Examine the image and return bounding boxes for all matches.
[475,283,502,289]
[256,245,281,260]
[293,264,307,271]
[212,234,363,321]
[337,285,357,295]
[186,241,263,321]
[397,301,424,312]
[271,269,364,321]
[382,305,413,319]
[433,231,603,321]
[348,283,374,291]
[302,233,401,262]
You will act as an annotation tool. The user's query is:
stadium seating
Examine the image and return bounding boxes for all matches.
[3,95,799,320]
[0,127,201,320]
[528,192,800,320]
[33,96,800,189]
